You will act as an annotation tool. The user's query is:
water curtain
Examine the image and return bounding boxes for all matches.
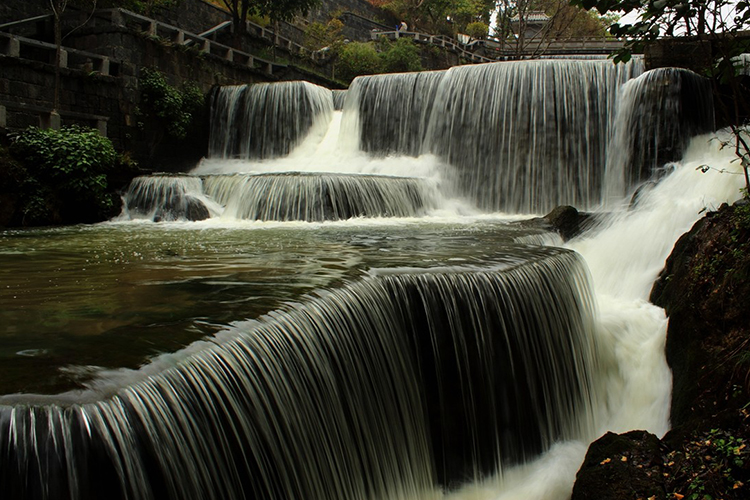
[0,250,597,499]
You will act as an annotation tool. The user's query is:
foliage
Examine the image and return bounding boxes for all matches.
[465,21,489,38]
[96,0,177,16]
[335,38,424,82]
[139,68,204,141]
[10,126,115,194]
[304,18,345,51]
[337,42,384,82]
[570,0,750,62]
[220,0,319,33]
[371,0,495,34]
[665,425,750,500]
[8,126,121,222]
[380,38,423,73]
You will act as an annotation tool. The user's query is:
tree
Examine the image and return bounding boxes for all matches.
[570,0,750,193]
[494,0,614,56]
[370,0,495,35]
[220,0,319,34]
[49,0,69,112]
[337,42,383,82]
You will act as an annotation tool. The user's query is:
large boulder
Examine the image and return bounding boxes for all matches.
[650,201,750,427]
[572,431,666,500]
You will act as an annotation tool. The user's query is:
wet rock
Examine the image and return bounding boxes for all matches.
[184,195,210,221]
[153,195,210,222]
[572,430,666,500]
[650,201,750,427]
[520,205,597,241]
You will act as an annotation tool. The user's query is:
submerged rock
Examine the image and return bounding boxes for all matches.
[520,205,597,241]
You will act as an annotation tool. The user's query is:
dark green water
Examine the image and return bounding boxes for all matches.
[0,218,553,395]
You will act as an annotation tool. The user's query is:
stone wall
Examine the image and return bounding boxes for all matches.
[0,28,280,170]
[0,0,48,25]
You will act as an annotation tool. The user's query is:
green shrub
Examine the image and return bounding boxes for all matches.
[465,21,489,39]
[8,126,122,224]
[337,42,384,82]
[140,68,204,140]
[11,126,115,197]
[380,38,423,74]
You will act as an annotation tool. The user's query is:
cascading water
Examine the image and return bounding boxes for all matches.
[0,250,597,499]
[202,172,439,221]
[122,175,219,221]
[604,67,716,204]
[344,71,446,157]
[2,58,747,500]
[437,61,644,212]
[208,81,333,159]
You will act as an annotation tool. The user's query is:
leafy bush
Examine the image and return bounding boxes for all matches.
[140,68,204,140]
[380,38,423,74]
[465,21,488,39]
[8,126,122,224]
[337,42,383,82]
[11,126,115,196]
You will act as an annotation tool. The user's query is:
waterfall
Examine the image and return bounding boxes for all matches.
[423,60,640,213]
[208,81,334,160]
[120,173,441,222]
[332,89,347,110]
[0,249,597,499]
[122,175,217,221]
[344,71,446,157]
[604,68,715,204]
[202,173,439,221]
[201,60,650,212]
[10,57,744,500]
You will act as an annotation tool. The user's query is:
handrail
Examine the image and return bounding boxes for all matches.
[0,14,53,31]
[96,8,287,74]
[195,20,232,39]
[371,30,495,64]
[0,31,113,75]
[372,29,625,60]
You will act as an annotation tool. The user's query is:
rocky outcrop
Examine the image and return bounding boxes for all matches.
[519,205,598,241]
[651,201,750,427]
[572,201,750,500]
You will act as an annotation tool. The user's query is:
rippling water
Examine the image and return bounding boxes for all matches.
[0,217,548,395]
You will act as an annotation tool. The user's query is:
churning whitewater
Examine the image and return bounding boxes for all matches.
[0,59,745,500]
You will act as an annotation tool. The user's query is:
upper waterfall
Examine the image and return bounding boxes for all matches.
[204,60,655,214]
[208,81,333,160]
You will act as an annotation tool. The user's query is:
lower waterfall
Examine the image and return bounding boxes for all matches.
[1,250,597,499]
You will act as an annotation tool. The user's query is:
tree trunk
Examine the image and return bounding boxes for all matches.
[54,11,61,112]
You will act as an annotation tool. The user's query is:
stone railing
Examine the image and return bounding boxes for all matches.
[0,100,109,134]
[0,31,113,75]
[371,30,495,64]
[372,29,626,61]
[483,37,625,57]
[100,8,287,75]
